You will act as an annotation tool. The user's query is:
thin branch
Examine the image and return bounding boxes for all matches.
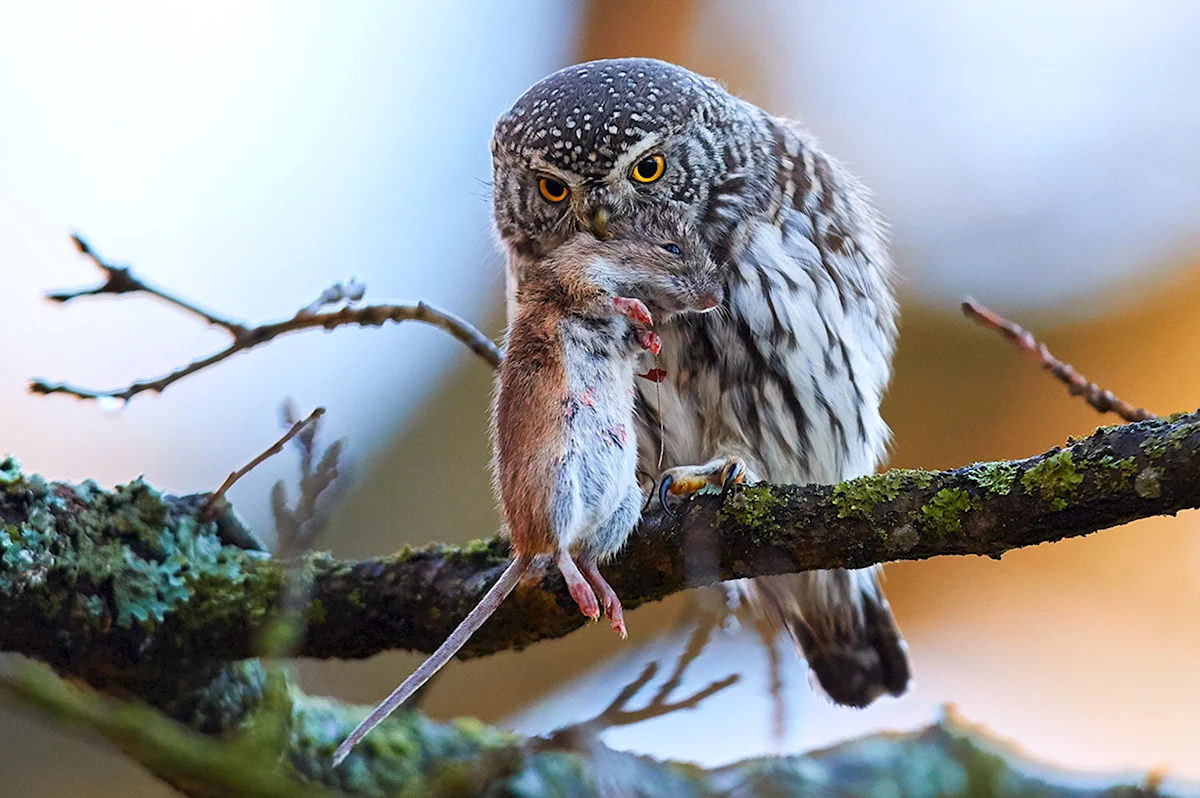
[572,611,736,733]
[296,279,366,318]
[0,659,342,798]
[51,235,249,334]
[962,296,1154,422]
[1,410,1198,671]
[272,399,345,558]
[31,235,501,403]
[202,406,325,517]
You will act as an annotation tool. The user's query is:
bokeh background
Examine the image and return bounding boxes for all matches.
[3,1,1200,794]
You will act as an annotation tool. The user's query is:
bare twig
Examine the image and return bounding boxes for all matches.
[749,610,787,747]
[559,611,738,738]
[31,235,501,403]
[202,407,325,517]
[272,400,345,558]
[962,297,1154,422]
[52,234,250,334]
[296,279,366,318]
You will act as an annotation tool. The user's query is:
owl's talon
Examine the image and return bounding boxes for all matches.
[657,458,755,515]
[721,461,746,495]
[658,474,678,519]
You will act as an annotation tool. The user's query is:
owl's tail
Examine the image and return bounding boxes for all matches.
[743,566,910,708]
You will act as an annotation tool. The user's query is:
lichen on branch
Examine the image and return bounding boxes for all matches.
[1,411,1198,676]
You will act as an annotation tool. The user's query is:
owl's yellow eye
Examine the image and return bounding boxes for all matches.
[631,154,666,183]
[538,176,570,202]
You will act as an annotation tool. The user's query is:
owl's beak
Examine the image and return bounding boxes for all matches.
[591,207,611,240]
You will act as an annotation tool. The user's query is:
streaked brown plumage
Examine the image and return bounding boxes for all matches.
[492,58,910,709]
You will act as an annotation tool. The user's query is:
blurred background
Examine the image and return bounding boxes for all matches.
[3,1,1200,794]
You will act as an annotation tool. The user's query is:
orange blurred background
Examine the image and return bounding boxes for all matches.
[3,1,1200,795]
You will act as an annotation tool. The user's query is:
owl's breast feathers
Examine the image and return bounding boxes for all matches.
[663,117,897,484]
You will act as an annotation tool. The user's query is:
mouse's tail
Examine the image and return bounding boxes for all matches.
[332,554,533,766]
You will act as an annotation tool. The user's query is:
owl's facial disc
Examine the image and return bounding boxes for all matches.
[491,58,735,258]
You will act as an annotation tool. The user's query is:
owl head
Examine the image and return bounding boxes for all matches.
[490,58,766,265]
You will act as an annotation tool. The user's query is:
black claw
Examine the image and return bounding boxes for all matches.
[721,462,745,495]
[658,475,678,519]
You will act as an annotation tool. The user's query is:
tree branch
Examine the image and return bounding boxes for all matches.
[0,659,342,798]
[1,409,1196,675]
[203,406,325,517]
[0,645,1170,797]
[30,235,500,403]
[962,296,1154,422]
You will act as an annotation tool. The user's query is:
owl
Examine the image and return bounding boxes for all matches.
[491,58,909,709]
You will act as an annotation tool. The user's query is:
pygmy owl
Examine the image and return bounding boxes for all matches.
[490,58,909,708]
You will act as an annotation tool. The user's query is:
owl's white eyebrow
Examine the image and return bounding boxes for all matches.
[528,162,581,183]
[608,135,665,181]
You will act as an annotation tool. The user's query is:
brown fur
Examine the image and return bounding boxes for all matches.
[495,266,613,555]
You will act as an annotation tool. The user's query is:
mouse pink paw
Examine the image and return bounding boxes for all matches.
[569,581,601,620]
[635,329,662,354]
[556,550,600,620]
[613,296,653,327]
[638,368,668,383]
[579,558,627,639]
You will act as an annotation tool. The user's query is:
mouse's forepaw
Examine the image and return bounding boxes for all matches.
[635,329,662,354]
[613,296,653,327]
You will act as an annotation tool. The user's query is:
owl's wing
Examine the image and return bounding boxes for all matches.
[742,117,910,707]
[648,115,911,707]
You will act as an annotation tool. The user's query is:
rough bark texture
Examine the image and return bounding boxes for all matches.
[1,411,1196,796]
[2,411,1197,672]
[0,654,1173,798]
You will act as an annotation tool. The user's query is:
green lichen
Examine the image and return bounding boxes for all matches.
[0,472,281,632]
[1094,455,1139,491]
[286,692,522,797]
[462,537,498,556]
[183,561,284,636]
[1020,450,1083,511]
[0,455,23,490]
[1140,419,1200,460]
[919,488,976,538]
[717,484,782,530]
[963,462,1019,497]
[830,469,934,520]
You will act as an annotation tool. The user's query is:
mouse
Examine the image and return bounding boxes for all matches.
[333,213,723,765]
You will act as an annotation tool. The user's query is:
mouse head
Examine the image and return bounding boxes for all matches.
[550,211,723,319]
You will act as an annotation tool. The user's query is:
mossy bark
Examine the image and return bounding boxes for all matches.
[1,659,1169,798]
[0,411,1196,795]
[2,412,1199,669]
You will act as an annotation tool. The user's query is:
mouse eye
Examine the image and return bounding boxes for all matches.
[538,176,569,203]
[661,243,682,256]
[632,154,666,184]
